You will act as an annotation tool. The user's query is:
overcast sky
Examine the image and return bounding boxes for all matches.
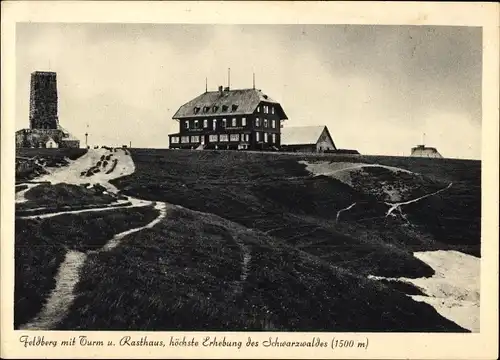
[16,23,482,159]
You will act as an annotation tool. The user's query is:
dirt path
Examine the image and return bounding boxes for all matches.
[15,183,40,203]
[18,148,169,330]
[101,202,168,252]
[384,182,453,217]
[21,250,87,330]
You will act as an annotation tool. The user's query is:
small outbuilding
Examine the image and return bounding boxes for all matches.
[410,145,443,158]
[280,125,336,153]
[45,137,59,148]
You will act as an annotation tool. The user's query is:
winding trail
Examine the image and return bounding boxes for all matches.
[15,183,40,203]
[21,251,87,330]
[17,148,169,330]
[384,182,453,218]
[336,202,356,223]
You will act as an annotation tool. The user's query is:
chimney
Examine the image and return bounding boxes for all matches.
[218,85,223,95]
[224,86,230,92]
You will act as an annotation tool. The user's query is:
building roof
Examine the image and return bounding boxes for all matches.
[173,88,288,119]
[281,125,329,146]
[410,145,443,158]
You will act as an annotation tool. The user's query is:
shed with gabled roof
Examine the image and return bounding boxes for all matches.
[280,125,336,153]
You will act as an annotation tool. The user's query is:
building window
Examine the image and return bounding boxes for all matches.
[263,105,268,114]
[194,106,200,114]
[194,120,199,129]
[213,119,217,130]
[246,134,250,142]
[203,119,208,128]
[232,118,237,127]
[222,118,227,128]
[242,117,247,126]
[184,120,189,129]
[255,117,260,127]
[271,120,276,129]
[272,133,276,143]
[256,132,260,142]
[181,136,190,143]
[219,134,229,142]
[191,135,200,143]
[264,119,268,128]
[264,133,268,142]
[171,136,179,144]
[257,106,260,113]
[230,134,239,142]
[222,105,229,112]
[209,134,218,142]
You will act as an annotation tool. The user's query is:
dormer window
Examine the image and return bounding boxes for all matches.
[222,105,229,112]
[231,104,238,112]
[212,105,219,113]
[203,106,210,113]
[193,106,200,114]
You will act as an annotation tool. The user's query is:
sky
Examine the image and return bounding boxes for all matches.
[16,23,482,159]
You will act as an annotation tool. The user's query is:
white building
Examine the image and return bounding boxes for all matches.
[45,137,59,148]
[410,145,443,158]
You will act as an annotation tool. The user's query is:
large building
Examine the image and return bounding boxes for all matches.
[280,125,337,153]
[169,86,288,150]
[16,71,80,148]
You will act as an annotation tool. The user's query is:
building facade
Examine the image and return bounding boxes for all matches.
[169,86,288,150]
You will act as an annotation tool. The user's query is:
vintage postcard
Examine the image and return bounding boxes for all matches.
[1,1,499,359]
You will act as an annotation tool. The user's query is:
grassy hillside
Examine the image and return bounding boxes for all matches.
[15,206,159,329]
[57,204,464,332]
[16,148,88,182]
[15,148,480,332]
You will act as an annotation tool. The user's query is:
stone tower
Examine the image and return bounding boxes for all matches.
[29,71,59,130]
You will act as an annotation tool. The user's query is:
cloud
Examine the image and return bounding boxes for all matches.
[16,24,482,158]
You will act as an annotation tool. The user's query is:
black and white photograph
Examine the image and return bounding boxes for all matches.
[2,1,499,359]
